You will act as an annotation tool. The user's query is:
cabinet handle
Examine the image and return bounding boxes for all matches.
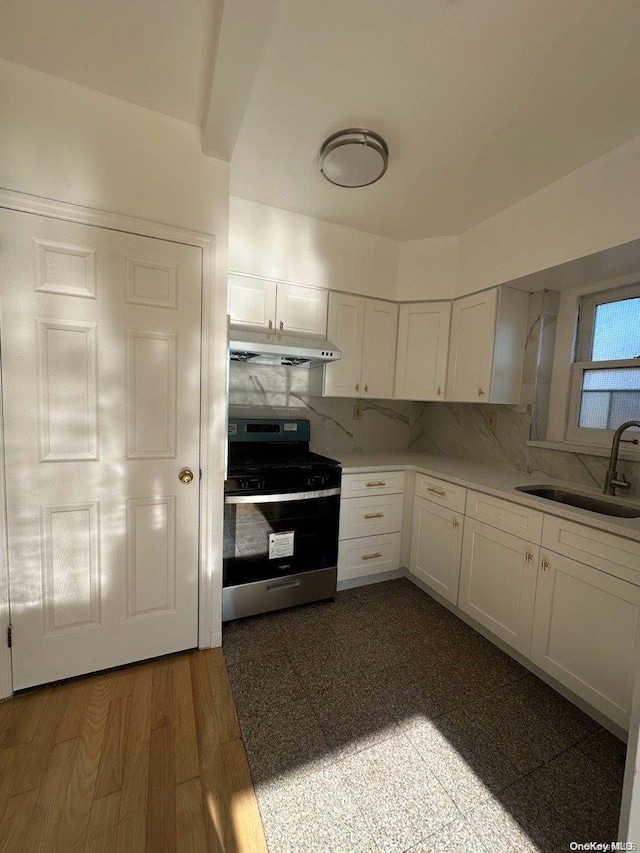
[437,386,442,396]
[364,384,369,392]
[525,552,534,562]
[541,558,550,571]
[364,513,384,519]
[355,383,360,392]
[427,487,446,497]
[362,552,382,561]
[478,388,485,397]
[268,319,273,330]
[366,481,386,488]
[279,320,284,331]
[452,519,460,529]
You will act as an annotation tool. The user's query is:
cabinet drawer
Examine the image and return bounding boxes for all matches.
[466,490,543,543]
[414,473,466,513]
[341,470,405,498]
[338,533,401,581]
[339,494,403,540]
[542,515,640,586]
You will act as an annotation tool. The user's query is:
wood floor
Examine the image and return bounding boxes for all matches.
[0,649,268,853]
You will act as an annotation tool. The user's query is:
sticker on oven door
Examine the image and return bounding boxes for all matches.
[269,531,295,559]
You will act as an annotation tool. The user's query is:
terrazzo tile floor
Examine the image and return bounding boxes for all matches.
[223,578,626,853]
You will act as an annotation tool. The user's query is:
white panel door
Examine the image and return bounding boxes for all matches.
[459,518,539,656]
[228,273,276,331]
[410,496,463,604]
[447,289,497,402]
[531,550,640,728]
[361,300,398,399]
[275,283,328,337]
[0,208,202,689]
[323,293,365,397]
[395,302,451,401]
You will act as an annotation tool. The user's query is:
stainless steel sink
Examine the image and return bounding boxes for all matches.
[515,485,640,518]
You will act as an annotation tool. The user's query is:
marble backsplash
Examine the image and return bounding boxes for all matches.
[228,362,421,456]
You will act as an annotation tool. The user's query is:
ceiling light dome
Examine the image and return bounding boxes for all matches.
[319,128,388,188]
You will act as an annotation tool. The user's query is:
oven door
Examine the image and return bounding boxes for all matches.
[223,487,340,587]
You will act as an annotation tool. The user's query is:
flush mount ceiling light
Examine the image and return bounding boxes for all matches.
[319,128,388,188]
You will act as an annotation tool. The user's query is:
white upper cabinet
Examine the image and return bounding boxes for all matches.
[229,276,328,338]
[323,293,366,397]
[274,283,328,337]
[361,299,398,399]
[446,286,528,404]
[323,293,397,398]
[394,301,451,401]
[228,274,277,332]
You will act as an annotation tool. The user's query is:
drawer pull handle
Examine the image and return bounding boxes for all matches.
[452,519,460,529]
[267,579,301,591]
[366,481,386,488]
[427,487,446,497]
[541,559,550,571]
[525,552,534,563]
[362,552,382,561]
[364,513,384,519]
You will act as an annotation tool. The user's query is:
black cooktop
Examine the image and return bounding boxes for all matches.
[227,444,340,475]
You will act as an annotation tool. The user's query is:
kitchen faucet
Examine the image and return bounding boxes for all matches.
[603,420,640,496]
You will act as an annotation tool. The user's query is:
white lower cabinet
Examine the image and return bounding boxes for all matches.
[458,518,539,656]
[410,496,463,604]
[531,549,640,729]
[338,533,401,582]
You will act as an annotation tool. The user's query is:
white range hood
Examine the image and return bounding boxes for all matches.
[229,330,341,369]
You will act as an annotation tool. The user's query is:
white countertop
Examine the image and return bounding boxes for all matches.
[328,451,640,543]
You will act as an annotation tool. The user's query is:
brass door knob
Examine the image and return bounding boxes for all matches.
[179,468,194,485]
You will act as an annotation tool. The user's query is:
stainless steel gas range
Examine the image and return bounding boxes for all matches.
[222,418,341,621]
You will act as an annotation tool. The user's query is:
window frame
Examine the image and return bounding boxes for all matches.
[566,280,640,446]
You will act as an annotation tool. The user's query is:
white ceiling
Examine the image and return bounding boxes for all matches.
[0,0,220,124]
[230,0,640,239]
[3,0,640,240]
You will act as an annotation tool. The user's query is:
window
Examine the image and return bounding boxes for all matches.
[567,282,640,445]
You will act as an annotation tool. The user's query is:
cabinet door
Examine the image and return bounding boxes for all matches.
[459,518,538,656]
[532,550,640,729]
[228,274,277,331]
[410,497,463,604]
[361,300,398,399]
[446,289,497,402]
[395,302,451,401]
[323,293,365,397]
[275,283,328,337]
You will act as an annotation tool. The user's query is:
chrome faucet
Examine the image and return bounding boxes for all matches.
[603,421,640,496]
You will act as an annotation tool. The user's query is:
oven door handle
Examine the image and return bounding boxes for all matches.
[224,487,341,505]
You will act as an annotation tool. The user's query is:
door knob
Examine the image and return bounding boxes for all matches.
[179,468,194,485]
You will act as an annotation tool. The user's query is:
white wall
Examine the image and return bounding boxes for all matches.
[396,235,459,301]
[0,58,231,661]
[458,133,640,294]
[229,195,399,299]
